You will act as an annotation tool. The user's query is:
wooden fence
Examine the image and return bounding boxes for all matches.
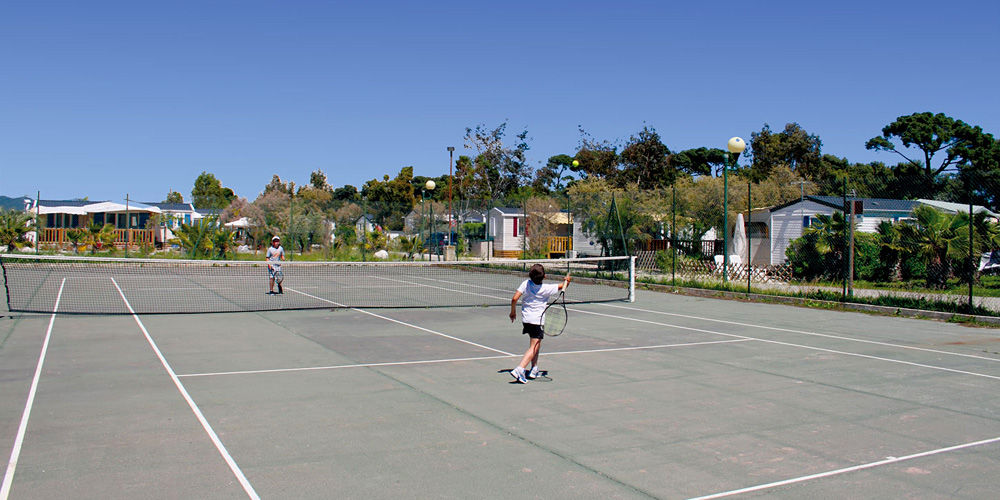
[41,228,154,249]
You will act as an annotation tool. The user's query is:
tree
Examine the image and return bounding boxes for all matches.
[785,212,849,281]
[532,154,576,194]
[0,209,34,251]
[86,223,116,254]
[220,197,257,223]
[865,112,972,178]
[211,226,237,259]
[572,127,618,180]
[566,178,654,257]
[748,123,822,180]
[452,155,475,201]
[670,147,727,177]
[811,155,903,198]
[895,205,966,288]
[951,127,1000,211]
[618,126,673,189]
[332,185,359,203]
[263,175,292,195]
[164,191,184,203]
[361,167,416,230]
[191,172,236,209]
[463,122,532,202]
[66,229,87,254]
[310,169,330,190]
[171,220,220,259]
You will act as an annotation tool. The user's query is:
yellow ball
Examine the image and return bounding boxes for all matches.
[572,160,579,167]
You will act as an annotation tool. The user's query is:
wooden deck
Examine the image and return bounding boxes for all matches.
[41,228,155,249]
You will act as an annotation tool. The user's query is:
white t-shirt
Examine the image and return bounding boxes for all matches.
[516,279,561,325]
[266,245,284,264]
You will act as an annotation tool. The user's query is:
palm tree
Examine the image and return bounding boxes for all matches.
[87,223,116,254]
[66,228,87,254]
[171,221,216,259]
[951,210,1000,285]
[896,205,965,288]
[0,209,35,251]
[873,220,904,281]
[211,226,236,259]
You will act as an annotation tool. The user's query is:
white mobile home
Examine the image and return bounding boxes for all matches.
[487,207,525,258]
[759,196,919,265]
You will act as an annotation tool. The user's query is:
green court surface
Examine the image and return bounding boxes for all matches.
[2,286,999,499]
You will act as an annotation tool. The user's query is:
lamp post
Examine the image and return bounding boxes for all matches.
[424,180,435,260]
[723,136,746,283]
[447,146,455,246]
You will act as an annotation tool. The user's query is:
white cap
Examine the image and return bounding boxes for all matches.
[272,236,280,241]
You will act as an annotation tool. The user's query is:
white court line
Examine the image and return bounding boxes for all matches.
[687,435,1000,500]
[369,275,1000,380]
[394,274,998,361]
[574,308,1000,381]
[600,303,1000,363]
[365,276,1000,380]
[177,339,752,378]
[1,279,64,500]
[285,287,514,356]
[110,278,260,500]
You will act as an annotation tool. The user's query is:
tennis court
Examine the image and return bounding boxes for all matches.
[2,259,999,498]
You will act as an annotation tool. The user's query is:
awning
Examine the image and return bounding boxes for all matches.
[36,206,89,215]
[83,201,161,214]
[225,217,250,228]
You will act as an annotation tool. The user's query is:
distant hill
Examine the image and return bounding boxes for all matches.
[0,195,30,210]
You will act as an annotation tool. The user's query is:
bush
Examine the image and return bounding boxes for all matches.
[786,233,829,281]
[853,232,881,281]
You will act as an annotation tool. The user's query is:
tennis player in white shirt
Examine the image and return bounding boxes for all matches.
[508,263,571,383]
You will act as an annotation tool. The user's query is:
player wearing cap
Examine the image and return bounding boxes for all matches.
[266,235,285,294]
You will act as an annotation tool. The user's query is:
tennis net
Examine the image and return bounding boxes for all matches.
[1,254,635,315]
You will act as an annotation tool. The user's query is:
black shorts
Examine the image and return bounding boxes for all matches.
[522,322,544,339]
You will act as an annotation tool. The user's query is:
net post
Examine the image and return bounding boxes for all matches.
[628,255,636,302]
[0,256,11,312]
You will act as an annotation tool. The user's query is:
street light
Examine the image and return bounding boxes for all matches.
[423,180,435,260]
[723,136,746,283]
[447,146,455,247]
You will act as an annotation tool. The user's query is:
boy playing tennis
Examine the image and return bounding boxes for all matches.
[266,235,285,294]
[508,263,571,383]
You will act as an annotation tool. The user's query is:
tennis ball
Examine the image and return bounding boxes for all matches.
[572,160,579,167]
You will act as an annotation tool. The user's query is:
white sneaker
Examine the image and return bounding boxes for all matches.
[510,367,527,383]
[527,367,540,379]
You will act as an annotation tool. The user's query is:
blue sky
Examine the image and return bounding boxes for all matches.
[2,0,998,203]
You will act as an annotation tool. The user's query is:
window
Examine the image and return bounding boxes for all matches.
[747,222,768,238]
[802,216,811,228]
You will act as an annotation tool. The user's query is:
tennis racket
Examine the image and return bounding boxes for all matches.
[273,262,283,284]
[543,291,568,337]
